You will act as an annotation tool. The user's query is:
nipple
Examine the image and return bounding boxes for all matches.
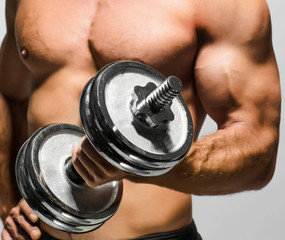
[20,47,29,60]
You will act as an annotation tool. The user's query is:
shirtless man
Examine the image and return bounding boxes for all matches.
[0,0,281,239]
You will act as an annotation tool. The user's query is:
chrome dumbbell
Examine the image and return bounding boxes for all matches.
[16,61,193,234]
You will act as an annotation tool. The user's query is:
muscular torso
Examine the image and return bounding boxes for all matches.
[15,0,206,239]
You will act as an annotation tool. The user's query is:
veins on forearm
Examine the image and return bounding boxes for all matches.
[170,125,275,195]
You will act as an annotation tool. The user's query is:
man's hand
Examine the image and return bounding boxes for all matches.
[72,136,128,187]
[1,199,41,240]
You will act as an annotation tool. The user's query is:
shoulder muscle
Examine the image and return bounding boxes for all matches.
[196,0,271,47]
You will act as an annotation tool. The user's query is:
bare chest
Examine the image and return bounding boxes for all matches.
[16,0,197,77]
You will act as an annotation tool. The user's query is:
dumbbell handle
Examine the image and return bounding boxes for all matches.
[65,156,85,185]
[65,76,183,185]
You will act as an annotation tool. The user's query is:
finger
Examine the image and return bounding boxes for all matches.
[19,199,38,223]
[80,137,119,177]
[1,228,13,240]
[9,203,41,240]
[73,145,116,187]
[4,216,30,240]
[75,146,105,178]
[31,228,42,240]
[10,210,41,240]
[74,154,103,187]
[78,137,104,165]
[73,138,126,186]
[76,151,125,187]
[72,146,96,186]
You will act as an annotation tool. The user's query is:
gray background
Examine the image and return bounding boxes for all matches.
[0,0,284,239]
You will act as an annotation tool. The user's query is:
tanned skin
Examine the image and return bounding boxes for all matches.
[0,0,281,239]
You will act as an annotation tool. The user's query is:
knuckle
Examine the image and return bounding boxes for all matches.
[81,136,91,148]
[85,176,96,188]
[86,178,95,187]
[10,207,18,216]
[4,217,11,227]
[76,144,83,154]
[72,156,83,168]
[19,199,27,209]
[72,156,79,165]
[105,171,115,178]
[105,167,119,178]
[4,218,14,234]
[72,148,81,160]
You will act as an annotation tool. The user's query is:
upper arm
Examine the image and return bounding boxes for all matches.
[0,0,30,101]
[194,0,280,138]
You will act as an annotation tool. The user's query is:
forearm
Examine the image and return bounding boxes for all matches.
[0,94,14,220]
[168,123,278,195]
[132,123,278,195]
[0,93,29,220]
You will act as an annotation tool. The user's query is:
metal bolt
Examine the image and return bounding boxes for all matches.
[137,76,183,113]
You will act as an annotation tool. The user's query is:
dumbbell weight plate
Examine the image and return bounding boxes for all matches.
[16,124,123,233]
[80,61,193,176]
[80,79,167,177]
[16,129,96,233]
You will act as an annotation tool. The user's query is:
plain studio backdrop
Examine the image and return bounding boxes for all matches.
[0,1,284,239]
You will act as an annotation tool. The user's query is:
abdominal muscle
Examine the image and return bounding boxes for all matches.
[39,180,192,240]
[27,72,193,240]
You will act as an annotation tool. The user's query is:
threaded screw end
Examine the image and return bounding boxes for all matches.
[145,76,183,112]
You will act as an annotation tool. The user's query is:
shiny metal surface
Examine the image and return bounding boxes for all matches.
[16,61,193,233]
[131,75,183,127]
[80,61,193,176]
[131,82,175,127]
[38,129,119,214]
[105,71,189,155]
[81,79,165,176]
[16,124,123,233]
